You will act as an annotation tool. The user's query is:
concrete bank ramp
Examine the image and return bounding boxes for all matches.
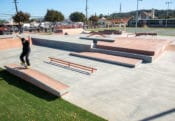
[166,44,175,51]
[0,37,32,51]
[0,37,21,50]
[97,37,170,56]
[4,64,69,97]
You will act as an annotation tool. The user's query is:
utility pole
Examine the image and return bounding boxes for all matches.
[13,0,22,33]
[14,0,18,14]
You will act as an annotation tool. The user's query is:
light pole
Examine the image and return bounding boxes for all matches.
[165,1,172,27]
[85,0,88,25]
[119,2,122,13]
[135,0,142,31]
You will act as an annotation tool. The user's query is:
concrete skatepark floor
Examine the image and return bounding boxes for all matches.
[0,34,175,121]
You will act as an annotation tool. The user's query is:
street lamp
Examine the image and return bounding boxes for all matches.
[85,0,88,22]
[165,1,172,27]
[135,0,142,31]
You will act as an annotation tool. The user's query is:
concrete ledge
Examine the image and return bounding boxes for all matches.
[70,52,142,68]
[91,48,153,62]
[32,38,90,52]
[4,64,69,97]
[80,37,115,42]
[135,32,157,36]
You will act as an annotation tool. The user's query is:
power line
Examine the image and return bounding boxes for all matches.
[166,1,172,9]
[0,13,43,19]
[0,13,14,16]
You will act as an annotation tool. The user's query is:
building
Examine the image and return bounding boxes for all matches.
[128,19,175,27]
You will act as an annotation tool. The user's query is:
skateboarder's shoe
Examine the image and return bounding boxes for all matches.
[25,65,30,69]
[20,62,25,67]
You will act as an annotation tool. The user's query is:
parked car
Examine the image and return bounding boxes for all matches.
[0,25,12,35]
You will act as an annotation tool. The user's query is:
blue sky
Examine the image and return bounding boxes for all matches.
[0,0,174,20]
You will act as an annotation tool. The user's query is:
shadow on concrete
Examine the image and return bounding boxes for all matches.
[139,108,175,121]
[0,69,58,101]
[44,61,91,75]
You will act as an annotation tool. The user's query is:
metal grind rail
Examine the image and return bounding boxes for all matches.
[48,57,97,73]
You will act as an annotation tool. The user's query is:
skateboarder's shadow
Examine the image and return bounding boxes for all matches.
[1,69,58,101]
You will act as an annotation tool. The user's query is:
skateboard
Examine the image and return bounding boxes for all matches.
[20,63,30,69]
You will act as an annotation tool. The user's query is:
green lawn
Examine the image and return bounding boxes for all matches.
[87,27,175,36]
[0,69,106,121]
[126,27,175,36]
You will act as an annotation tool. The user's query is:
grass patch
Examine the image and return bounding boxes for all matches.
[87,27,175,36]
[126,27,175,36]
[0,68,106,121]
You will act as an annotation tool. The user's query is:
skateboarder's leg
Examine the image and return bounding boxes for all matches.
[25,52,30,66]
[20,51,25,64]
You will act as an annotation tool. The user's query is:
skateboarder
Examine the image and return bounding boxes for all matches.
[17,35,31,68]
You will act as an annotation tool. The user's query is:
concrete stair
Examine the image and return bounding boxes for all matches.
[70,52,142,68]
[4,64,69,97]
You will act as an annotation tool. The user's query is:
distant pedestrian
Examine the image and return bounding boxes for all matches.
[17,35,31,68]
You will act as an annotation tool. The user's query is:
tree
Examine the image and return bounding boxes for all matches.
[110,9,175,19]
[13,11,30,23]
[89,15,99,28]
[44,9,64,22]
[69,12,85,22]
[29,18,37,22]
[89,15,99,23]
[99,14,104,18]
[0,19,7,24]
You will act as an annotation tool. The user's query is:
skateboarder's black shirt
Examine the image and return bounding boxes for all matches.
[21,38,30,52]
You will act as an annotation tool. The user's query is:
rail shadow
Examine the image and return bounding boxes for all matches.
[44,61,91,75]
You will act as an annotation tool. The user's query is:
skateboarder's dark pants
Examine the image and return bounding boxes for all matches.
[20,50,30,66]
